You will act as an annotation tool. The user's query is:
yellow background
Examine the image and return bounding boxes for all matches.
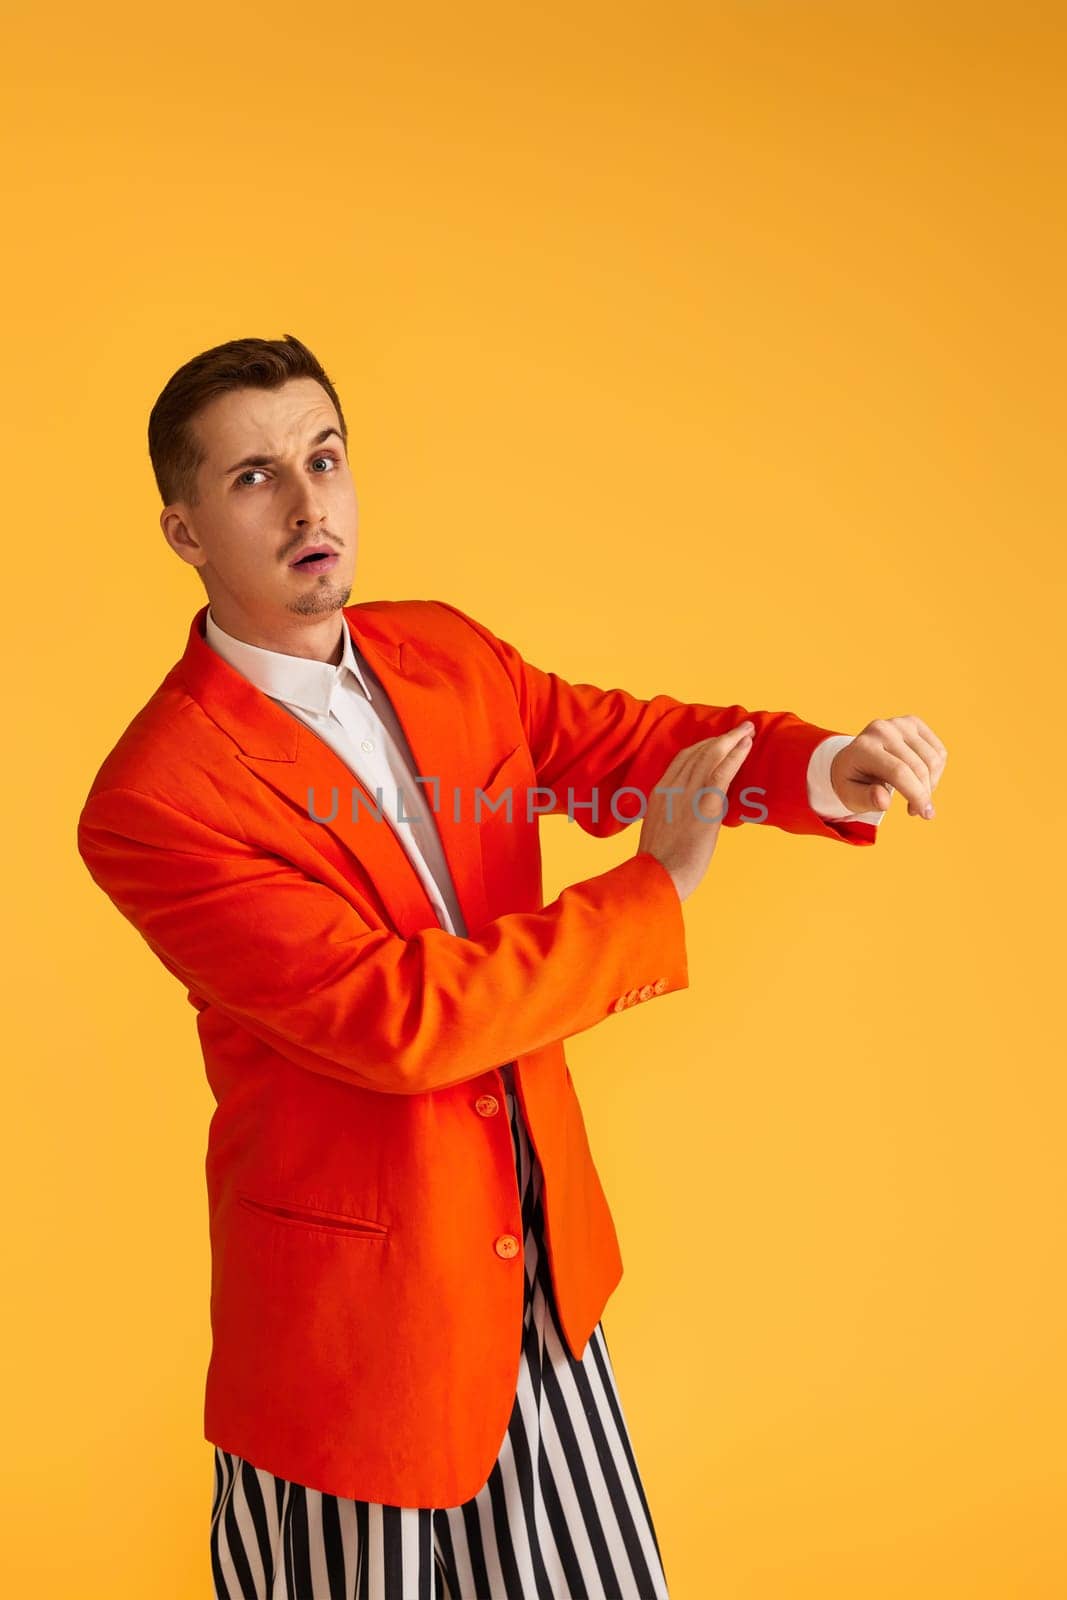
[2,1,1064,1594]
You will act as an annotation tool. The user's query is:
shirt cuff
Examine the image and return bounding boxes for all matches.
[806,734,887,825]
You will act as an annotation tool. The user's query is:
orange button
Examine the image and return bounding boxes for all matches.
[625,988,640,1006]
[638,984,654,1001]
[475,1094,499,1117]
[653,978,666,994]
[612,995,629,1013]
[494,1234,520,1259]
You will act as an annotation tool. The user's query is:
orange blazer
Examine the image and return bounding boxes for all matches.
[76,597,877,1506]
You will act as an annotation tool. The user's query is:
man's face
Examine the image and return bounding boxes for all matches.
[161,377,358,636]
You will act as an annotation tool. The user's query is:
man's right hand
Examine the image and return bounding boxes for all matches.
[636,721,756,902]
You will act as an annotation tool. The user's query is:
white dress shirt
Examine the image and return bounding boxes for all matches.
[204,607,884,1095]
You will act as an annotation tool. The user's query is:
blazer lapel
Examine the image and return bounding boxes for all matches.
[177,603,492,938]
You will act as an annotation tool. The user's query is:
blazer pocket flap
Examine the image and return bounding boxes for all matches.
[237,1192,389,1237]
[478,743,526,797]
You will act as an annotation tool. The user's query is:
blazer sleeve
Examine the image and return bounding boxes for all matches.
[76,785,688,1097]
[434,600,880,848]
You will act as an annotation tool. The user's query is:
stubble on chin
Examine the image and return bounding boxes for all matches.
[286,580,353,617]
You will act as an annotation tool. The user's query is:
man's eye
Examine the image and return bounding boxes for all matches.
[236,455,337,489]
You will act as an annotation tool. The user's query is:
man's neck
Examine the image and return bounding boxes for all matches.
[206,603,346,666]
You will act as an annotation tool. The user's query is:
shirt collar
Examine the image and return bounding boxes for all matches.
[203,606,374,716]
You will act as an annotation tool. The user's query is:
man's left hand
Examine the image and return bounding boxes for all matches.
[830,716,948,819]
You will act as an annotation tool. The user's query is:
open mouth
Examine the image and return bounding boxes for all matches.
[290,549,340,572]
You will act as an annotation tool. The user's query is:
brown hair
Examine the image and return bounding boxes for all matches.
[147,333,348,507]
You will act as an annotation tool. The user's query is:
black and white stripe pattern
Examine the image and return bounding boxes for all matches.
[210,1090,670,1598]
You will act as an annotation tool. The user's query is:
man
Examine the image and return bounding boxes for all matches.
[77,334,946,1600]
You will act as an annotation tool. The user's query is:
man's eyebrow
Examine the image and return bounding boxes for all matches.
[222,427,345,477]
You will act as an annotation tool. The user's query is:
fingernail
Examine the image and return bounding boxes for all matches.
[923,803,935,819]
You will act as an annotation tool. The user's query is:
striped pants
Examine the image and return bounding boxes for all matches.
[210,1088,671,1599]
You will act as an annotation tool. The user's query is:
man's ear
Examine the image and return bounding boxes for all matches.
[160,504,207,570]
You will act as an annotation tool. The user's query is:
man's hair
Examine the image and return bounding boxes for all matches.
[147,333,348,507]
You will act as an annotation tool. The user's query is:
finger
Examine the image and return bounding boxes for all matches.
[719,733,754,771]
[872,721,937,809]
[710,721,756,752]
[906,716,948,765]
[695,735,752,820]
[878,746,934,815]
[672,722,755,780]
[674,724,755,785]
[897,717,948,794]
[892,728,943,815]
[708,723,755,766]
[708,733,754,790]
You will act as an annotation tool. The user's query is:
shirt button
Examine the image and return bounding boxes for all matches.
[475,1094,499,1117]
[625,988,640,1006]
[494,1234,520,1259]
[360,738,374,752]
[653,978,666,994]
[638,984,654,1001]
[612,996,629,1013]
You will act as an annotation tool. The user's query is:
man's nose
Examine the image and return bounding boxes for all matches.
[290,481,328,525]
